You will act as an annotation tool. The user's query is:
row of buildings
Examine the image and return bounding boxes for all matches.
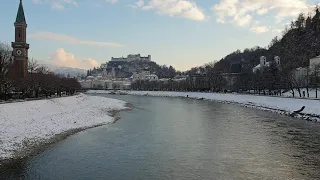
[79,54,158,89]
[252,55,320,81]
[100,54,151,68]
[79,66,159,90]
[79,53,320,91]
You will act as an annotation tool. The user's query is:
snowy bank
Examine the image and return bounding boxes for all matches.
[0,93,128,163]
[132,91,320,121]
[88,90,320,122]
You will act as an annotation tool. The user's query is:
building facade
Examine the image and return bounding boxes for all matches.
[130,68,158,81]
[111,54,151,62]
[11,0,29,78]
[310,55,320,69]
[293,55,320,87]
[252,56,281,73]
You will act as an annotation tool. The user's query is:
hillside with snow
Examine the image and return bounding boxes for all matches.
[41,64,87,77]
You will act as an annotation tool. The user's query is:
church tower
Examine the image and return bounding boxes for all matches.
[11,0,29,78]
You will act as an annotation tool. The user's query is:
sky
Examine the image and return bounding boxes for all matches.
[0,0,319,71]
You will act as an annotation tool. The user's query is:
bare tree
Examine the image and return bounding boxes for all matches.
[0,43,14,100]
[0,42,13,76]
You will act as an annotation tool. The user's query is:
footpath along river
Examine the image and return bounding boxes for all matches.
[1,94,320,179]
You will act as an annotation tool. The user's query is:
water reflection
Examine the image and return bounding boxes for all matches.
[1,95,320,179]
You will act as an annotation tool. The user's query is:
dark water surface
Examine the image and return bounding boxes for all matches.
[1,94,320,180]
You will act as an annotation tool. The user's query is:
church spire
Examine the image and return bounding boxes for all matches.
[15,0,26,24]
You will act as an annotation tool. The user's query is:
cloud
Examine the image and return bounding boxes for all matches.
[32,0,43,4]
[271,28,283,33]
[30,32,123,47]
[32,0,115,9]
[213,0,319,31]
[132,0,207,21]
[234,14,252,26]
[135,0,144,7]
[52,2,65,10]
[104,0,118,4]
[256,8,268,15]
[130,0,144,8]
[48,48,100,69]
[32,0,77,10]
[250,25,268,33]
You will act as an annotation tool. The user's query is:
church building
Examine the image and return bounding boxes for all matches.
[11,0,29,78]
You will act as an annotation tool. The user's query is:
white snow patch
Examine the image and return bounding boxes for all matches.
[0,93,128,161]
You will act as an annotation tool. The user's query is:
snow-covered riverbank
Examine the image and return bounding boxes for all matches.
[87,90,320,122]
[0,93,128,163]
[131,91,320,121]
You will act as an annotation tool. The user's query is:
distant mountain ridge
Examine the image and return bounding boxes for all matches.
[40,64,87,78]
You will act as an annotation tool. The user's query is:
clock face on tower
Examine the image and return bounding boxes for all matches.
[16,49,22,56]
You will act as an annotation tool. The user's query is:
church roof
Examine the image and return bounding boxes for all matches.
[15,0,26,24]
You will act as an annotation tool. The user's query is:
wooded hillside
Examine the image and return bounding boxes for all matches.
[212,8,320,73]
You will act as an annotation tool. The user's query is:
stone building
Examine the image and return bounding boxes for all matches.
[252,56,281,73]
[111,54,151,62]
[293,55,320,87]
[130,68,159,81]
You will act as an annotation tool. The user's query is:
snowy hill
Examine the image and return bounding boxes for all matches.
[40,64,87,77]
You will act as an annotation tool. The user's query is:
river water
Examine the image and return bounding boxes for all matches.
[1,94,320,180]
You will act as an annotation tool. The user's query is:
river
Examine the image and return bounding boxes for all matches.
[1,94,320,179]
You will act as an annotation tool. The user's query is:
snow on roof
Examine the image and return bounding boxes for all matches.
[253,64,261,69]
[86,76,94,79]
[253,61,271,70]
